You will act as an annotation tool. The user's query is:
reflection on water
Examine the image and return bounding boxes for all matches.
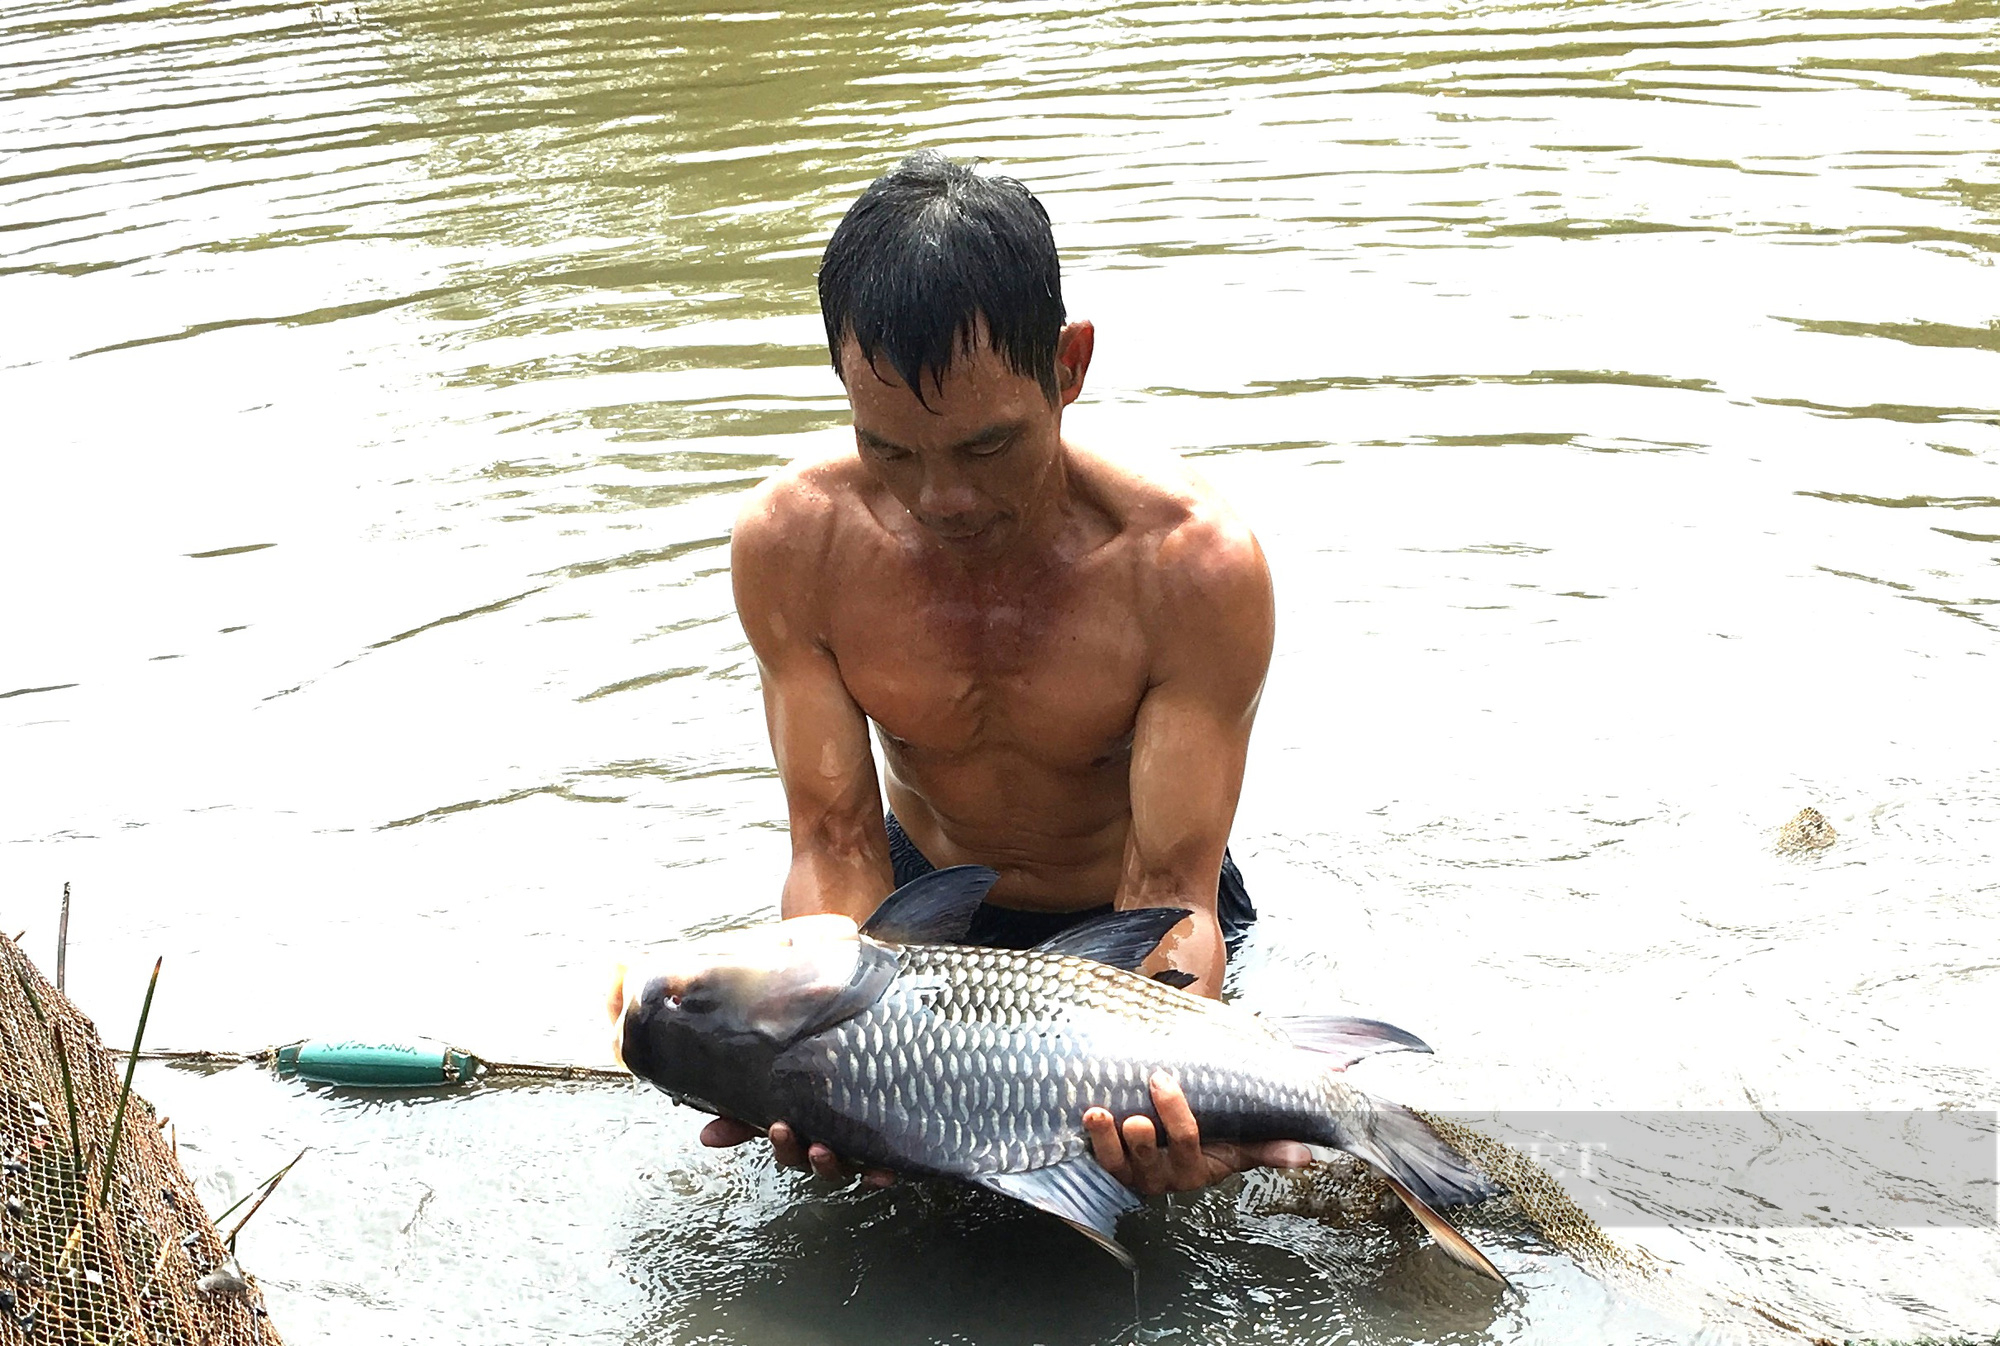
[2,0,1997,1339]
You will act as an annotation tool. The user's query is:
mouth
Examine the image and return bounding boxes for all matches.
[925,517,1002,545]
[608,965,629,1068]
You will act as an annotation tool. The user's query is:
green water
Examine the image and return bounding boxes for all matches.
[2,0,1997,1340]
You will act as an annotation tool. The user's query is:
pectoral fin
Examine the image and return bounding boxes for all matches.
[970,1158,1141,1268]
[1273,1015,1432,1068]
[861,866,1000,944]
[1033,908,1192,971]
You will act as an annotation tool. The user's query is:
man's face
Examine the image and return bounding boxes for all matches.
[838,324,1090,559]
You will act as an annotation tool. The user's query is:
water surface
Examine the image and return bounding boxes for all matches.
[2,0,1997,1340]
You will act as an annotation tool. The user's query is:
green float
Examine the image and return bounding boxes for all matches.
[274,1038,479,1088]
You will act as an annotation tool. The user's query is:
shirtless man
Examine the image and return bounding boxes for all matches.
[705,151,1307,1194]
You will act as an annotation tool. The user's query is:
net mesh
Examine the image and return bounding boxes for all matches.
[1418,1110,1651,1277]
[1238,1112,1648,1275]
[0,935,283,1346]
[1241,1109,1838,1345]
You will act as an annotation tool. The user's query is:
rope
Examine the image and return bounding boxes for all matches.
[128,1046,630,1084]
[132,1048,269,1067]
[466,1060,630,1082]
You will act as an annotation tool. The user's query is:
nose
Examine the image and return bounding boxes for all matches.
[916,463,979,522]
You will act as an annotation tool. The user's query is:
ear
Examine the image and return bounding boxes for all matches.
[1053,320,1094,409]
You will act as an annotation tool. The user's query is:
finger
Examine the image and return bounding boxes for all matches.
[699,1117,759,1149]
[859,1167,898,1189]
[1250,1140,1312,1170]
[1149,1071,1205,1191]
[808,1143,850,1182]
[1121,1113,1167,1194]
[1084,1107,1128,1180]
[767,1121,810,1170]
[1197,1139,1311,1181]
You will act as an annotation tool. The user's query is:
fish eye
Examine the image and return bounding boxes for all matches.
[638,975,685,1013]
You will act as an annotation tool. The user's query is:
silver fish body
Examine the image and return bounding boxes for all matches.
[777,943,1378,1178]
[611,868,1505,1280]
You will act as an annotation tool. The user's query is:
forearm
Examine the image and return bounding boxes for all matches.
[780,808,894,922]
[1157,905,1224,997]
[1118,877,1226,997]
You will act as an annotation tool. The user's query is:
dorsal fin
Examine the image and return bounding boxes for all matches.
[860,865,999,944]
[1152,969,1199,990]
[1034,907,1191,971]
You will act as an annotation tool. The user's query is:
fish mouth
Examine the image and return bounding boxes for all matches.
[610,966,677,1068]
[607,964,628,1023]
[611,964,688,1069]
[608,965,628,1068]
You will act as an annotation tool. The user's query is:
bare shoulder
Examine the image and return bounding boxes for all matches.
[732,447,878,645]
[1069,441,1271,611]
[732,446,874,564]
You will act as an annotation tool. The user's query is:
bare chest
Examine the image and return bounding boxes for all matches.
[826,556,1149,770]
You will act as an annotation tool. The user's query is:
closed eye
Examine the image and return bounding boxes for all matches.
[857,431,909,462]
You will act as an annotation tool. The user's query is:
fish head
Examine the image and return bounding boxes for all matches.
[610,914,900,1115]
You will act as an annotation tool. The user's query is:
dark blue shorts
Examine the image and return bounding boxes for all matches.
[883,813,1256,956]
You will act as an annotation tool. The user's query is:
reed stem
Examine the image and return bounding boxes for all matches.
[51,1023,85,1171]
[57,880,71,993]
[98,957,162,1212]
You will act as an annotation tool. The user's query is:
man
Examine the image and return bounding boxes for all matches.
[705,151,1306,1194]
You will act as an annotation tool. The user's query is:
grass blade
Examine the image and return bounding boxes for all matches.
[12,957,46,1025]
[99,957,162,1212]
[50,1023,85,1169]
[57,880,71,993]
[5,958,85,1170]
[222,1147,308,1252]
[209,1148,307,1226]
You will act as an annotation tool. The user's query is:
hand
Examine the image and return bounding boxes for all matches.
[1084,1071,1311,1195]
[698,1116,897,1189]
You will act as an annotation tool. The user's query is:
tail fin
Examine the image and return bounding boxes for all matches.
[1325,1094,1501,1208]
[1318,1093,1510,1286]
[1382,1175,1510,1286]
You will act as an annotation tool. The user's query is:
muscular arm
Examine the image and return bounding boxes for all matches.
[715,476,900,1185]
[1115,514,1276,998]
[1087,514,1299,1194]
[731,477,895,923]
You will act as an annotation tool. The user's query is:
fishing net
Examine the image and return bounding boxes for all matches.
[1417,1110,1652,1277]
[1239,1112,1649,1273]
[0,935,283,1345]
[1242,1110,1840,1345]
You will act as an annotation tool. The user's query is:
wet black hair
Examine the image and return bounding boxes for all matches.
[818,151,1066,407]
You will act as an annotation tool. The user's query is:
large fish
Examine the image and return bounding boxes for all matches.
[609,866,1506,1281]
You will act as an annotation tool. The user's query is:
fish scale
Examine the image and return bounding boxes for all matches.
[775,943,1354,1179]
